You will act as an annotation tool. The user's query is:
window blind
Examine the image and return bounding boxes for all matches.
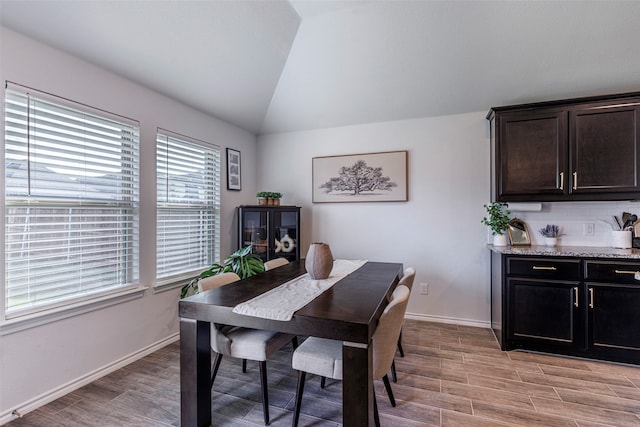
[156,130,220,281]
[4,84,140,317]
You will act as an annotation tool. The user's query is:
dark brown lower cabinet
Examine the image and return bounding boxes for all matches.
[492,254,640,365]
[507,278,584,353]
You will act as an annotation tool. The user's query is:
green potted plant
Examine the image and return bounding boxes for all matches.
[270,192,282,206]
[180,246,265,298]
[481,202,511,246]
[257,191,269,205]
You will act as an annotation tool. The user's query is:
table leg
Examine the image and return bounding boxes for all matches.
[180,318,211,427]
[343,341,373,426]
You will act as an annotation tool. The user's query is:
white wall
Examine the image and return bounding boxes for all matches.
[257,115,632,330]
[258,113,493,326]
[0,27,257,421]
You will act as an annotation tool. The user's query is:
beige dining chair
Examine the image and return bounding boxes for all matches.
[396,267,416,357]
[199,271,297,426]
[198,271,242,292]
[391,267,415,383]
[290,284,411,427]
[264,257,289,271]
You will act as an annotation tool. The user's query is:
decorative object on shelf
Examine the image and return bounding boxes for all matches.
[226,148,241,191]
[611,230,632,249]
[275,234,295,253]
[538,224,561,246]
[482,202,511,246]
[305,242,333,280]
[508,218,531,246]
[257,191,269,205]
[256,191,282,206]
[269,192,282,206]
[180,246,264,298]
[312,150,408,203]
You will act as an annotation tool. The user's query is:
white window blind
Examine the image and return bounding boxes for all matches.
[156,129,220,282]
[4,83,140,317]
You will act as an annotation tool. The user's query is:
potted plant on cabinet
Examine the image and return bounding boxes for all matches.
[180,246,264,298]
[256,191,283,206]
[269,192,282,206]
[482,202,511,246]
[257,191,269,205]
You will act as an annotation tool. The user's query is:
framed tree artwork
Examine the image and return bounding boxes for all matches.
[312,150,408,203]
[227,148,241,191]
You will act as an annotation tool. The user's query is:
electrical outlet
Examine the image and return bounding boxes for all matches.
[583,222,595,237]
[420,283,429,295]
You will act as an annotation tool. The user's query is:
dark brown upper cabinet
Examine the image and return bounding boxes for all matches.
[488,92,640,202]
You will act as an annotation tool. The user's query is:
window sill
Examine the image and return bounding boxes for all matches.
[0,286,148,336]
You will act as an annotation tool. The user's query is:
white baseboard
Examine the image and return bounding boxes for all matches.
[405,312,491,329]
[0,333,179,426]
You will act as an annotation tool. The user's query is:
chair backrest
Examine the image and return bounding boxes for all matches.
[198,272,241,292]
[399,267,416,291]
[264,257,289,271]
[372,284,410,380]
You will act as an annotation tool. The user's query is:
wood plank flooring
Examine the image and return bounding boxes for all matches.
[6,320,640,426]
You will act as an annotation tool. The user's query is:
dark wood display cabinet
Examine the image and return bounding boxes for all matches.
[237,205,301,263]
[487,92,640,202]
[492,252,640,365]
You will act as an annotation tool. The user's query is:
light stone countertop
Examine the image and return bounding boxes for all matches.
[488,244,640,259]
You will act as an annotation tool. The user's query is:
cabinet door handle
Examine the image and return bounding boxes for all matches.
[614,269,640,275]
[589,288,594,309]
[573,287,579,308]
[572,172,577,190]
[532,266,557,271]
[559,172,564,191]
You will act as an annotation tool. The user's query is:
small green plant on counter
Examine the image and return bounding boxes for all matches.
[180,246,264,298]
[481,202,511,235]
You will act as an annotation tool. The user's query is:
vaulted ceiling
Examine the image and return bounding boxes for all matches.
[1,0,639,135]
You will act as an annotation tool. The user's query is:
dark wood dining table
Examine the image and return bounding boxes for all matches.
[179,259,403,426]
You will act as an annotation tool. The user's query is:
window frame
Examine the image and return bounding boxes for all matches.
[155,128,221,288]
[2,82,142,322]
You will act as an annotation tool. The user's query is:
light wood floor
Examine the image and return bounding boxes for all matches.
[6,320,640,426]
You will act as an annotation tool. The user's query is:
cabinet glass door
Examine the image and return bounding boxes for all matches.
[270,209,299,261]
[240,209,268,259]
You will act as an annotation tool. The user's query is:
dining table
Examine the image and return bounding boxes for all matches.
[179,259,403,426]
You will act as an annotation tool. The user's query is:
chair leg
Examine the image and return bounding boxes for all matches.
[291,336,299,350]
[382,374,396,407]
[211,353,223,388]
[320,376,326,389]
[292,371,306,427]
[242,358,247,373]
[391,360,397,383]
[373,393,380,427]
[259,361,270,425]
[397,329,404,357]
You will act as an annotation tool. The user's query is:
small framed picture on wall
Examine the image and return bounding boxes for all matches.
[227,148,241,191]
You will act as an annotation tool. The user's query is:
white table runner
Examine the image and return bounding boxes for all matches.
[232,259,367,321]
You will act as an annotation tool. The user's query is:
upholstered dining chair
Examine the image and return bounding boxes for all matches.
[197,271,242,292]
[264,257,289,271]
[396,267,416,357]
[390,267,416,383]
[290,284,411,427]
[198,271,297,425]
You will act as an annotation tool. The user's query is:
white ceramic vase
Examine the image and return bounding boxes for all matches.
[493,234,508,246]
[545,237,558,246]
